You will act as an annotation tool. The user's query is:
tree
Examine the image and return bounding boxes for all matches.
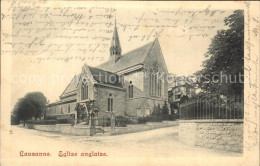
[196,10,244,96]
[24,92,47,120]
[161,100,169,115]
[11,112,20,125]
[180,95,189,104]
[169,102,178,114]
[11,92,47,126]
[151,104,161,116]
[13,98,36,126]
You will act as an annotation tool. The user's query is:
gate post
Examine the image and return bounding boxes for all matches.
[179,104,182,119]
[74,111,77,126]
[90,112,95,136]
[111,112,115,134]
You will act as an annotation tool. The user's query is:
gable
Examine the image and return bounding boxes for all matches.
[143,38,168,73]
[88,66,123,88]
[60,64,123,99]
[60,75,80,98]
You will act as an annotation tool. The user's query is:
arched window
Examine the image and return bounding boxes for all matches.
[68,104,70,113]
[129,81,133,98]
[157,72,162,97]
[150,71,162,97]
[150,72,157,96]
[108,93,113,112]
[81,83,88,100]
[158,75,162,97]
[61,107,63,114]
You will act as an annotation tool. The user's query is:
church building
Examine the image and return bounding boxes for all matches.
[46,21,169,123]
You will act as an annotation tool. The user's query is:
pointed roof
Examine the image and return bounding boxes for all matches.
[86,65,123,88]
[98,39,156,73]
[59,64,124,99]
[60,75,80,98]
[110,20,121,53]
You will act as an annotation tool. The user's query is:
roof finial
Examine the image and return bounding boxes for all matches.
[155,31,159,40]
[115,13,117,26]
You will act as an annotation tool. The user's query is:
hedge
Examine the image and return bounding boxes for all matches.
[27,118,75,125]
[115,116,129,127]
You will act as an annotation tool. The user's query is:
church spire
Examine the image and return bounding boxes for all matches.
[110,18,122,62]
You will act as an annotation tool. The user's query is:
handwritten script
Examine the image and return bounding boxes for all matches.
[1,1,230,63]
[243,1,259,152]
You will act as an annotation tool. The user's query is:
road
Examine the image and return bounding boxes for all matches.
[1,125,242,166]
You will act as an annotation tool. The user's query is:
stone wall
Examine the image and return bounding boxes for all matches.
[111,121,178,135]
[31,124,91,136]
[179,122,197,146]
[179,119,243,153]
[30,121,178,136]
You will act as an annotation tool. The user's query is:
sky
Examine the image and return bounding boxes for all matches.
[9,1,242,107]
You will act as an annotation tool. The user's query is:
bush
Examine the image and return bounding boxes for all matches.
[27,119,76,125]
[115,116,129,127]
[127,117,138,124]
[161,114,169,120]
[137,117,147,124]
[146,115,163,122]
[151,104,161,116]
[11,114,20,125]
[105,118,111,126]
[27,120,57,125]
[162,100,169,115]
[44,116,57,120]
[57,119,68,124]
[99,118,111,127]
[169,114,176,121]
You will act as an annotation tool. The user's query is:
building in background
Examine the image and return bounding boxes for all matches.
[168,75,196,115]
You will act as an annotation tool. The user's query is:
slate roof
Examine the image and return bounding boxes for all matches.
[98,40,156,73]
[60,65,123,99]
[60,75,80,98]
[88,66,123,88]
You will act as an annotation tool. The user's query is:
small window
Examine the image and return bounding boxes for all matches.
[108,93,113,112]
[129,81,133,98]
[68,104,70,113]
[61,107,63,114]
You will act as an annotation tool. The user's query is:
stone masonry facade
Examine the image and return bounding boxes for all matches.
[179,120,243,153]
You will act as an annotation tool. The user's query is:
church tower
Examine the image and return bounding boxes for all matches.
[109,19,122,62]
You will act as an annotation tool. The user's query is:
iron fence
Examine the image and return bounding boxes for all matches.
[180,95,244,120]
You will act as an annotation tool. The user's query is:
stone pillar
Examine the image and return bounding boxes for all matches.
[90,113,95,136]
[74,111,77,126]
[111,112,115,134]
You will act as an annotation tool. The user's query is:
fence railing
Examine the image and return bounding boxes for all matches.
[180,95,244,120]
